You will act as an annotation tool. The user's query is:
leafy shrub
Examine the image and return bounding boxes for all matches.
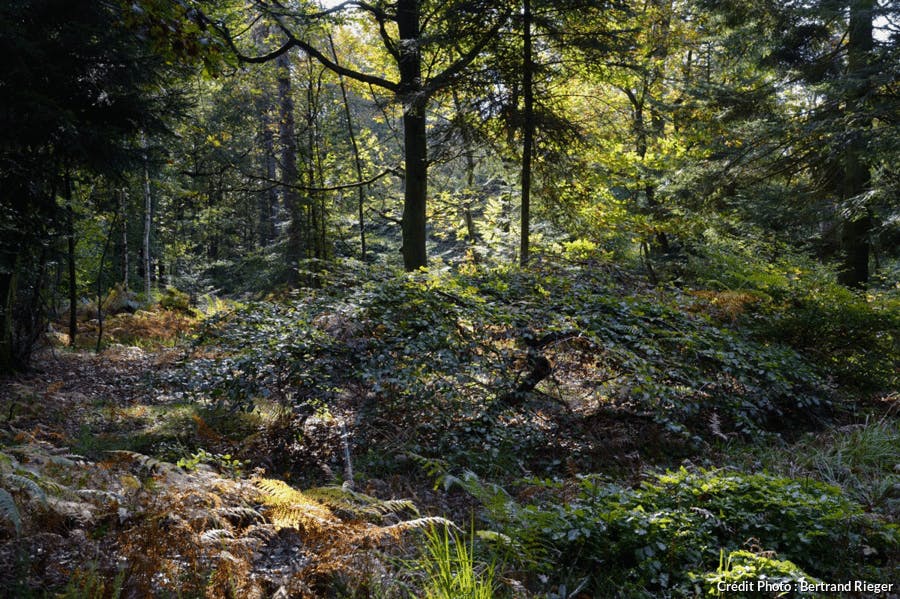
[758,287,898,390]
[689,549,815,598]
[170,260,833,480]
[158,286,191,313]
[461,468,898,597]
[732,418,900,516]
[680,227,898,391]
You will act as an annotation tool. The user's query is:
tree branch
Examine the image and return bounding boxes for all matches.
[428,10,512,93]
[209,13,398,92]
[239,167,400,193]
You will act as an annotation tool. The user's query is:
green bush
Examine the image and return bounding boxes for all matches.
[468,468,898,597]
[679,227,898,391]
[171,260,834,473]
[159,286,191,312]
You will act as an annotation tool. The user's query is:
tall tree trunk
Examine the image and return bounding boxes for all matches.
[451,91,480,247]
[519,0,534,267]
[398,0,428,270]
[142,137,152,298]
[329,34,368,261]
[838,0,874,288]
[253,25,278,248]
[96,211,118,353]
[306,58,328,267]
[258,114,278,247]
[65,169,77,347]
[278,52,303,285]
[120,188,128,291]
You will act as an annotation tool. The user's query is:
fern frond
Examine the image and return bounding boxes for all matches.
[253,478,305,505]
[381,516,459,534]
[106,450,165,472]
[201,528,235,543]
[60,453,90,465]
[364,498,419,518]
[216,506,264,526]
[406,452,449,481]
[254,478,334,529]
[76,488,124,503]
[0,488,22,535]
[46,455,77,467]
[269,505,333,530]
[304,486,420,519]
[243,524,277,542]
[305,485,379,506]
[476,529,514,546]
[3,474,47,503]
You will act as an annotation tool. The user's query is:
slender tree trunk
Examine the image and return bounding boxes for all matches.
[306,58,328,266]
[329,34,368,261]
[253,25,278,248]
[451,91,480,247]
[838,0,874,288]
[277,52,303,285]
[96,211,118,353]
[65,169,77,346]
[398,0,428,270]
[0,255,17,373]
[119,188,128,291]
[142,137,152,298]
[258,115,278,247]
[519,0,534,267]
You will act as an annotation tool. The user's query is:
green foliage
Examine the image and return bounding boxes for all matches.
[681,228,898,390]
[176,448,248,478]
[61,562,125,599]
[171,260,832,479]
[159,286,192,313]
[417,525,497,599]
[732,418,900,516]
[0,487,20,535]
[460,468,898,597]
[0,447,57,535]
[690,550,815,598]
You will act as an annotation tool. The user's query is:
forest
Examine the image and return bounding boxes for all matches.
[0,0,898,596]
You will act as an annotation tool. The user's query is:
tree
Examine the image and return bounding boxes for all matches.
[211,1,510,270]
[0,0,188,371]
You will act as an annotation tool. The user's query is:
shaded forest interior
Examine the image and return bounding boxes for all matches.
[0,0,898,597]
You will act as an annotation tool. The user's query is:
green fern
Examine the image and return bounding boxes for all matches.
[0,488,21,534]
[3,473,48,503]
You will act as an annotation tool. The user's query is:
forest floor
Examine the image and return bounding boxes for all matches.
[1,267,898,597]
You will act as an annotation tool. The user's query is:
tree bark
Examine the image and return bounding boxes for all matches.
[142,137,152,298]
[277,52,304,285]
[329,34,368,261]
[0,258,17,373]
[398,0,428,270]
[65,169,77,347]
[259,109,279,247]
[96,211,118,353]
[519,0,534,267]
[838,0,874,288]
[254,25,278,248]
[119,188,129,291]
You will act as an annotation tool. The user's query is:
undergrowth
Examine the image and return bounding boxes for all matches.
[171,259,836,480]
[442,466,899,597]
